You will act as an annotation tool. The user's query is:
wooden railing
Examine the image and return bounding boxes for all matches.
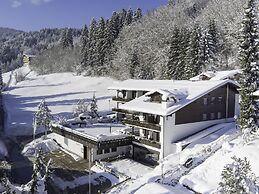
[133,137,161,149]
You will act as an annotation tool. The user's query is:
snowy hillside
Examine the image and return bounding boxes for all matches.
[2,66,119,136]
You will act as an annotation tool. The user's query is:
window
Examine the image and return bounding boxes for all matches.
[202,113,207,121]
[203,98,208,105]
[132,91,137,99]
[217,112,222,119]
[211,97,216,104]
[218,97,223,104]
[111,147,117,152]
[104,148,110,154]
[97,149,103,155]
[210,113,215,120]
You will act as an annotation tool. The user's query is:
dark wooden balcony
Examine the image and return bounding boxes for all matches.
[112,96,131,102]
[133,137,161,149]
[122,119,161,132]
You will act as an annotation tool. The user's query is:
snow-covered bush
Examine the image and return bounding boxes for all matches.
[55,116,69,127]
[14,70,27,84]
[218,156,259,194]
[73,99,89,117]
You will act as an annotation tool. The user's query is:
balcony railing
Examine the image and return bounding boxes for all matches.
[112,108,132,114]
[123,119,161,132]
[133,137,161,149]
[112,96,131,102]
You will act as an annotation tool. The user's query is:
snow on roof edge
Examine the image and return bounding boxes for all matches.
[118,79,239,116]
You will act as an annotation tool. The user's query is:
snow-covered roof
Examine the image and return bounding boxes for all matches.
[113,79,239,116]
[52,123,130,142]
[146,89,188,101]
[190,69,241,81]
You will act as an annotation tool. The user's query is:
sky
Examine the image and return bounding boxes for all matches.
[0,0,168,32]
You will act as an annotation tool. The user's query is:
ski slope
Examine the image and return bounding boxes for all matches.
[2,66,119,136]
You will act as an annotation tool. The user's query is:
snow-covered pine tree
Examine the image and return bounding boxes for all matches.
[129,50,139,78]
[184,24,204,79]
[125,8,133,25]
[238,0,258,135]
[103,12,120,70]
[166,27,181,79]
[89,93,98,118]
[66,28,74,49]
[0,173,13,194]
[34,99,52,137]
[60,29,69,49]
[73,99,89,117]
[133,8,142,22]
[203,19,219,71]
[60,28,74,49]
[119,9,127,29]
[87,18,99,75]
[178,28,190,80]
[29,150,51,194]
[78,25,89,75]
[96,17,107,76]
[218,156,258,194]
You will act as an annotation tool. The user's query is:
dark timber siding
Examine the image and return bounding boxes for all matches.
[175,84,238,125]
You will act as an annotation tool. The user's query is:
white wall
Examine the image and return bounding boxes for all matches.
[161,114,234,158]
[52,133,84,158]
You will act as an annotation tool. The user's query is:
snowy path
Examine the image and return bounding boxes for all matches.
[109,123,239,194]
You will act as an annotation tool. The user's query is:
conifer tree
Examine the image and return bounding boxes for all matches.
[119,9,127,29]
[60,29,69,49]
[203,19,219,71]
[78,25,89,74]
[166,27,181,79]
[60,28,74,49]
[96,17,107,75]
[133,8,142,22]
[184,25,204,79]
[89,93,98,118]
[125,8,133,25]
[129,50,139,78]
[34,99,52,137]
[238,0,258,134]
[178,28,190,79]
[29,150,51,194]
[88,19,99,74]
[218,156,258,194]
[66,28,74,49]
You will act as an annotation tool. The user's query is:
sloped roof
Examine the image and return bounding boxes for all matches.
[110,79,239,116]
[190,70,241,81]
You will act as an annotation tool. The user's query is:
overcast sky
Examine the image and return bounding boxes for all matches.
[0,0,168,31]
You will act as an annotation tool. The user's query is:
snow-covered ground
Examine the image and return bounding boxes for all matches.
[109,123,239,194]
[179,136,259,193]
[103,159,153,179]
[2,66,119,136]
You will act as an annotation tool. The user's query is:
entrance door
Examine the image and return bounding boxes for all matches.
[84,146,88,159]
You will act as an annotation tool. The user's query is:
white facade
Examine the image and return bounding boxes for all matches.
[53,133,84,158]
[160,115,234,158]
[52,133,131,161]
